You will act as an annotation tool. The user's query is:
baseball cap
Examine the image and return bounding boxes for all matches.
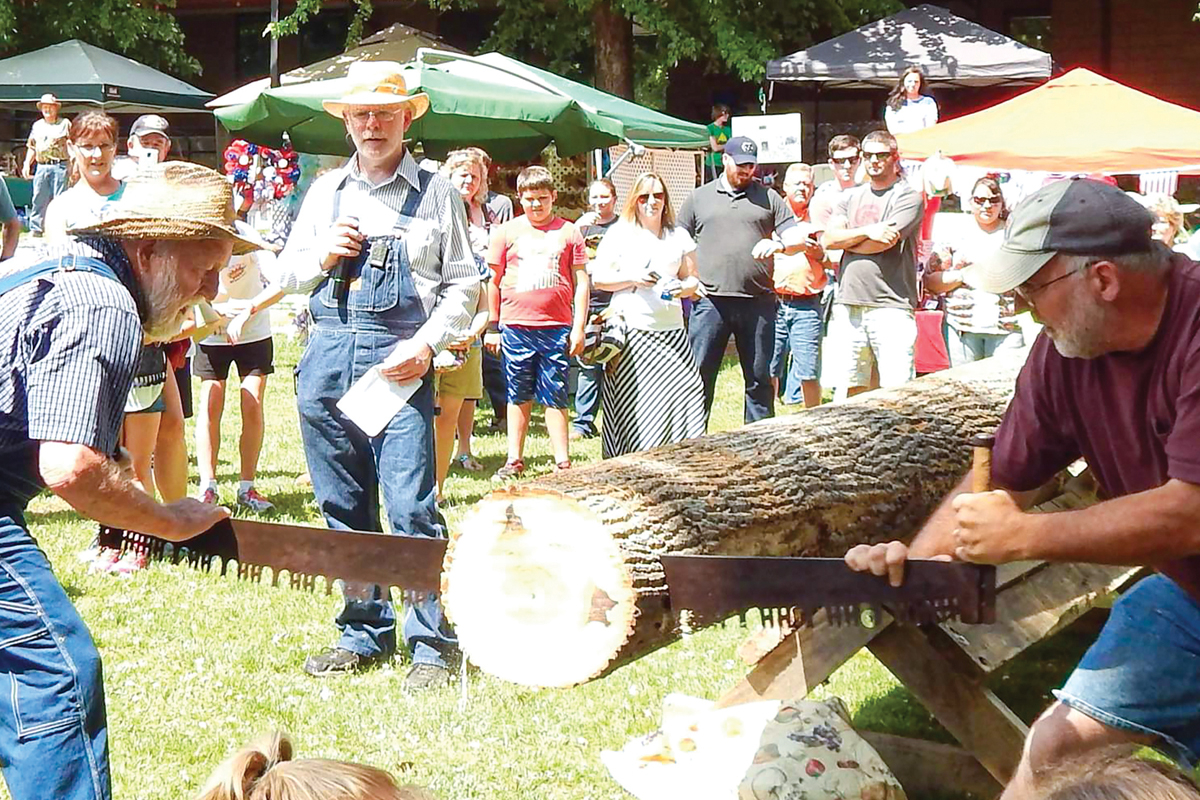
[973,177,1155,294]
[130,114,170,139]
[724,136,758,165]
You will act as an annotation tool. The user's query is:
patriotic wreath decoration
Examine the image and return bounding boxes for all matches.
[223,139,302,212]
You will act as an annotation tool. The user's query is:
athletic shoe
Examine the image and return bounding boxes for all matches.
[303,647,381,677]
[89,547,121,574]
[109,549,148,577]
[491,460,524,482]
[198,487,219,505]
[553,460,572,472]
[403,662,451,691]
[237,487,274,513]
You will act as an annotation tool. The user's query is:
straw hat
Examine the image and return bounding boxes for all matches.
[68,161,263,255]
[322,60,429,121]
[37,93,60,109]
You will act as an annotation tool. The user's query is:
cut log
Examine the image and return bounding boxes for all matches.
[442,351,1029,687]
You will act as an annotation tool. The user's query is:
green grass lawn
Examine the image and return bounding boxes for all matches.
[19,334,1092,799]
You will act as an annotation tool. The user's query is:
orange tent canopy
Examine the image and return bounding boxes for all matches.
[896,68,1200,174]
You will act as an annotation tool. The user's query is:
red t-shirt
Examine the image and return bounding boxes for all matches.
[992,254,1200,598]
[488,216,587,327]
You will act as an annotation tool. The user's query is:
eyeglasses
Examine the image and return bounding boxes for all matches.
[831,155,859,166]
[862,151,894,162]
[972,195,1001,207]
[638,192,665,201]
[73,143,115,157]
[1014,260,1098,304]
[347,109,397,124]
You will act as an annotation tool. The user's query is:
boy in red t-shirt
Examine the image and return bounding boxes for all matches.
[484,166,589,478]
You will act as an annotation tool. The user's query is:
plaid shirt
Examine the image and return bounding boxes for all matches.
[0,237,145,504]
[276,151,479,353]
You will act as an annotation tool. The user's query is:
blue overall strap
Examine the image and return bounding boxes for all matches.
[0,254,121,298]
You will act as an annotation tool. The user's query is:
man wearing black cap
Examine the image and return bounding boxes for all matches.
[846,178,1200,796]
[678,135,805,424]
[112,115,172,182]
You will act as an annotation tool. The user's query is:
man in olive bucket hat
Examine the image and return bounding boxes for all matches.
[274,61,478,689]
[0,161,257,800]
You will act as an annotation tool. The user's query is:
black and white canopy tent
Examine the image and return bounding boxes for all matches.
[766,4,1053,95]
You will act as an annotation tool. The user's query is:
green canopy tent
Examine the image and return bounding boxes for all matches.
[0,39,213,113]
[210,49,707,160]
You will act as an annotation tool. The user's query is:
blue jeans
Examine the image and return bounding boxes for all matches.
[572,358,604,436]
[29,163,66,235]
[687,295,776,424]
[769,295,822,405]
[296,229,455,668]
[0,512,109,800]
[1056,575,1200,765]
[945,327,1025,368]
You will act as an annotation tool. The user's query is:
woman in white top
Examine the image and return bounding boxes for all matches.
[591,172,706,458]
[884,67,939,134]
[922,175,1024,366]
[43,112,124,241]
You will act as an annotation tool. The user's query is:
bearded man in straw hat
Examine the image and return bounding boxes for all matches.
[0,161,255,800]
[275,61,478,689]
[22,93,71,236]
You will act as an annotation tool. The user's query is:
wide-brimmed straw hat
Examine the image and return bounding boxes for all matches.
[322,60,429,121]
[68,161,263,256]
[37,93,60,109]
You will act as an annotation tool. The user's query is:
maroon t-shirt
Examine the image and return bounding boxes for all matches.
[992,254,1200,598]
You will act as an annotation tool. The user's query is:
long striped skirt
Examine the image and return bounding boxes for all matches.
[601,326,707,459]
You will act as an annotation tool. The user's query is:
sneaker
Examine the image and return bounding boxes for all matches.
[77,533,102,564]
[89,547,121,574]
[491,460,524,482]
[553,460,572,472]
[303,647,379,677]
[484,418,506,434]
[198,487,219,505]
[569,427,595,441]
[109,549,148,577]
[455,454,484,472]
[237,487,274,513]
[404,662,451,691]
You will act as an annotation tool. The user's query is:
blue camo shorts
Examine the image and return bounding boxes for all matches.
[501,324,571,408]
[1055,574,1200,765]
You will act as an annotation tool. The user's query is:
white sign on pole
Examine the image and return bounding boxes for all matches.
[731,113,803,164]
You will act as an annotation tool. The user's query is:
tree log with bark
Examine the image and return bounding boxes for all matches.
[442,351,1028,687]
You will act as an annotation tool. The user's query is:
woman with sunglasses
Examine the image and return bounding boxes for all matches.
[923,176,1024,366]
[590,172,705,458]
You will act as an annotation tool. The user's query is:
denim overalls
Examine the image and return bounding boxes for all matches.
[295,170,455,667]
[0,255,119,800]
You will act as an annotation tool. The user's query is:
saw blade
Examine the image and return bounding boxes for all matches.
[99,518,447,596]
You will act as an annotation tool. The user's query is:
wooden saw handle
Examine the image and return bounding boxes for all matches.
[971,433,996,493]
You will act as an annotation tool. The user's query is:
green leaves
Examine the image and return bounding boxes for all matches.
[0,0,201,77]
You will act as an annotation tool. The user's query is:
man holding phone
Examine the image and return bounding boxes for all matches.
[112,115,171,181]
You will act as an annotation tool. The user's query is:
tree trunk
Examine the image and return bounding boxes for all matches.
[592,0,633,99]
[442,352,1028,687]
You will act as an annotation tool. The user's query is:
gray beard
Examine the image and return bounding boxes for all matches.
[141,267,190,341]
[1048,297,1108,359]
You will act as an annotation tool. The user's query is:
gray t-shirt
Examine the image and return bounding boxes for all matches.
[677,178,796,297]
[834,179,923,309]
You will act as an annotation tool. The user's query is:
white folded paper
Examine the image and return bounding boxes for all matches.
[336,367,420,437]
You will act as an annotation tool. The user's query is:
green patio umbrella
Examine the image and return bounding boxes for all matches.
[212,50,705,160]
[0,39,213,113]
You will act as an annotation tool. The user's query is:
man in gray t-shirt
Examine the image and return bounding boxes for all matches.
[678,136,804,424]
[822,130,923,400]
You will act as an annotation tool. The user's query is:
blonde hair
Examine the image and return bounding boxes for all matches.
[1034,745,1200,800]
[618,172,674,232]
[1148,193,1184,240]
[196,733,435,800]
[441,150,486,204]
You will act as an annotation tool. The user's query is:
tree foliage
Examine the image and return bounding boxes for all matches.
[269,0,375,52]
[0,0,200,77]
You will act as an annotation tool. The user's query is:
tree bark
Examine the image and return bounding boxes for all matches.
[592,0,634,99]
[443,352,1028,687]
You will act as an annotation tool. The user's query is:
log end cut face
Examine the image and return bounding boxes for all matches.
[442,487,638,687]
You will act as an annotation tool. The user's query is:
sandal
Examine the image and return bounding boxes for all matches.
[553,460,572,472]
[456,454,484,472]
